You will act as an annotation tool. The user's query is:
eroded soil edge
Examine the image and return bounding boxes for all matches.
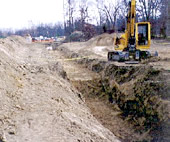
[56,45,170,142]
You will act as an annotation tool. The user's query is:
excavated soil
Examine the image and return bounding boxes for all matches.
[0,36,120,142]
[0,34,170,142]
[54,34,170,142]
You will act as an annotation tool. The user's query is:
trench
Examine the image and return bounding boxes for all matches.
[64,58,170,142]
[53,45,170,141]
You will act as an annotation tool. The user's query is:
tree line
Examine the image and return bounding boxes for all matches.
[0,23,64,38]
[63,0,169,38]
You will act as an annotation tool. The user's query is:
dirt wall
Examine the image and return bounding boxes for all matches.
[55,43,170,141]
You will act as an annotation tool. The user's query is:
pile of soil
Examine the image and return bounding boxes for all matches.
[0,36,120,142]
[86,33,115,47]
[72,60,169,141]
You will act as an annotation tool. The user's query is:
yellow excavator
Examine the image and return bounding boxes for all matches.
[108,0,154,63]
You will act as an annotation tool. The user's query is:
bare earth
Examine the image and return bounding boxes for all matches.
[0,34,170,142]
[0,36,120,142]
[53,34,170,141]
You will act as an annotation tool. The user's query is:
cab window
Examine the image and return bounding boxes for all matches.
[138,24,148,45]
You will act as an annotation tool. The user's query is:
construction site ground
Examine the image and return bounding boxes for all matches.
[53,34,170,141]
[0,34,170,142]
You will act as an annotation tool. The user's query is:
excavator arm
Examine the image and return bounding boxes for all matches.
[125,0,136,51]
[129,0,136,37]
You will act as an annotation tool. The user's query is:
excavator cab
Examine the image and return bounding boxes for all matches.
[136,22,151,50]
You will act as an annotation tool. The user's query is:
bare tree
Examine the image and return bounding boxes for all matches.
[137,0,162,21]
[159,0,169,37]
[61,0,167,38]
[96,0,105,27]
[63,0,75,35]
[96,0,121,31]
[79,0,89,30]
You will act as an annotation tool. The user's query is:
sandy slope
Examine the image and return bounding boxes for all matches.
[0,36,120,142]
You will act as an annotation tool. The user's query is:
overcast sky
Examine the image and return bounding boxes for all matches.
[0,0,64,30]
[0,0,120,31]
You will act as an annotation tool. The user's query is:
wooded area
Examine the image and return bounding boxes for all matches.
[0,0,169,39]
[62,0,169,38]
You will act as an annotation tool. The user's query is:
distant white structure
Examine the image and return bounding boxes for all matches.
[39,36,44,40]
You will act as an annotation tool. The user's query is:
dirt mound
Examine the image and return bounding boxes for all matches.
[72,62,168,141]
[72,58,169,141]
[86,33,114,47]
[0,36,120,142]
[57,33,115,57]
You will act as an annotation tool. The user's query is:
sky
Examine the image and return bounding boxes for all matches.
[0,0,64,30]
[0,0,119,31]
